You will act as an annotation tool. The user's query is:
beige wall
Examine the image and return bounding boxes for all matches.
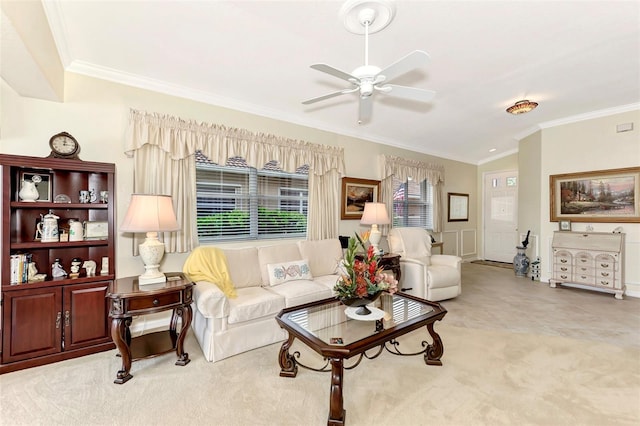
[1,73,478,279]
[518,130,542,257]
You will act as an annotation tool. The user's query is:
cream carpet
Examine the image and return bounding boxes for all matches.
[1,263,639,426]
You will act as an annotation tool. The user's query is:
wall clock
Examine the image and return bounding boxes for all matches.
[48,131,80,159]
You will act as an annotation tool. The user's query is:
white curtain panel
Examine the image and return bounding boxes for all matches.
[125,109,345,253]
[382,155,445,233]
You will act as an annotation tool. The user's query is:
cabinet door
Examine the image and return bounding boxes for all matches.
[2,287,62,363]
[63,281,111,351]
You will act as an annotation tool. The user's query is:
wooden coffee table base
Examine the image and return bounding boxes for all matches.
[278,322,444,426]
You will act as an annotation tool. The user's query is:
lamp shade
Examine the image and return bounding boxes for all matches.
[120,194,180,233]
[360,202,390,225]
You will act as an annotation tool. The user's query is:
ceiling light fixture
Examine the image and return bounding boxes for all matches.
[506,100,538,115]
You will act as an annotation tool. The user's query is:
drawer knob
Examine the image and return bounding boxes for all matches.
[561,267,567,271]
[600,263,609,268]
[601,272,609,277]
[560,275,568,279]
[153,299,159,306]
[560,259,567,263]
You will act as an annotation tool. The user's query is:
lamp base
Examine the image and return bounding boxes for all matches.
[369,224,382,254]
[138,273,167,286]
[137,231,167,286]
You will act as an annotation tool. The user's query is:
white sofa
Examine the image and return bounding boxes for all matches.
[188,239,344,362]
[387,227,462,301]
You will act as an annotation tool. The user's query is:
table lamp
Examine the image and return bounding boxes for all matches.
[360,202,390,254]
[120,194,180,285]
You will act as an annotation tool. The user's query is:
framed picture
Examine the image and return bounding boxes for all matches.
[19,171,52,202]
[559,220,572,231]
[341,177,380,220]
[84,221,109,240]
[448,192,469,222]
[550,167,640,223]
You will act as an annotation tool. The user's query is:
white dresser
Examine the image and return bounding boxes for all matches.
[549,231,625,299]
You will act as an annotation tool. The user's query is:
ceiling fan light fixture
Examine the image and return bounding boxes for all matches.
[506,100,538,115]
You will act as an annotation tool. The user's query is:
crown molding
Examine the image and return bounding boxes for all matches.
[538,103,640,130]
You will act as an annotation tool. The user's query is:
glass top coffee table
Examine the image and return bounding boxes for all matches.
[275,292,447,426]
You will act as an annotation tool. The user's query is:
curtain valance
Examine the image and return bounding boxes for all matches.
[382,154,444,184]
[125,109,345,176]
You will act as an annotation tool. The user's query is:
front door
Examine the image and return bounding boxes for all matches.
[484,170,518,263]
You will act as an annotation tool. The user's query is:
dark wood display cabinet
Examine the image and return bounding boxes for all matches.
[0,154,116,374]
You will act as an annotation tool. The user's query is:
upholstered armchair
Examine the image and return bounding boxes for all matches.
[387,227,462,301]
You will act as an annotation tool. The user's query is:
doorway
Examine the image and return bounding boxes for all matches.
[483,170,518,263]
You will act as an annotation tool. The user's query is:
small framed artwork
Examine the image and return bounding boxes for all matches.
[84,221,109,240]
[341,177,380,220]
[19,171,52,202]
[559,220,572,231]
[448,193,469,222]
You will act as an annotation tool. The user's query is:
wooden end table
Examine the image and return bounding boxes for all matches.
[106,272,194,384]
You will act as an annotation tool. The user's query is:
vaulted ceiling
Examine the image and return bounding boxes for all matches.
[3,1,639,164]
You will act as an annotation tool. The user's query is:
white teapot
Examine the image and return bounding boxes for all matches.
[38,211,59,243]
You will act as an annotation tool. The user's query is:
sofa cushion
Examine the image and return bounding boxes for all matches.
[267,259,313,286]
[223,247,262,289]
[297,239,343,277]
[258,243,303,286]
[313,274,340,291]
[227,286,285,324]
[265,280,333,307]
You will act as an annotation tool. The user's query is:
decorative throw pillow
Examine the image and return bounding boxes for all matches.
[267,259,313,286]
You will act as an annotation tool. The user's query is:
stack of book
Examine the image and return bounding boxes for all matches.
[10,253,32,284]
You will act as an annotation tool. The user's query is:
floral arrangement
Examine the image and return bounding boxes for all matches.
[333,233,398,300]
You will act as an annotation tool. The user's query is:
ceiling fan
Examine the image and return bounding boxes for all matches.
[302,0,436,124]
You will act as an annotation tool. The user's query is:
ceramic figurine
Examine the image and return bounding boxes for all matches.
[52,259,67,278]
[69,257,82,278]
[82,260,97,277]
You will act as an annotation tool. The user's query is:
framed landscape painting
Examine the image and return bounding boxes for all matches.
[550,167,640,223]
[341,177,380,220]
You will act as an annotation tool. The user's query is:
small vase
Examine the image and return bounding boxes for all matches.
[340,291,382,315]
[513,246,530,277]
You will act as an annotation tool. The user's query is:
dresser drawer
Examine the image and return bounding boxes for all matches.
[553,271,571,281]
[128,292,182,313]
[573,273,594,284]
[595,254,617,271]
[597,278,614,288]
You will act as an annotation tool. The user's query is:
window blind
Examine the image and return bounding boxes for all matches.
[196,154,308,241]
[392,177,434,229]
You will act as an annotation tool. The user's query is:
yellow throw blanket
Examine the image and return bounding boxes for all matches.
[183,247,237,298]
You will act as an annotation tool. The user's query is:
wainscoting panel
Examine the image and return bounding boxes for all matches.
[461,229,477,257]
[442,231,459,256]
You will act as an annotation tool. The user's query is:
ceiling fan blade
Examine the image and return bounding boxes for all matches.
[377,50,430,82]
[310,63,358,82]
[358,95,373,124]
[302,88,357,105]
[377,84,436,103]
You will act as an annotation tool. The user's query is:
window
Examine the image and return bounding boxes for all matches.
[195,153,308,241]
[392,177,433,229]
